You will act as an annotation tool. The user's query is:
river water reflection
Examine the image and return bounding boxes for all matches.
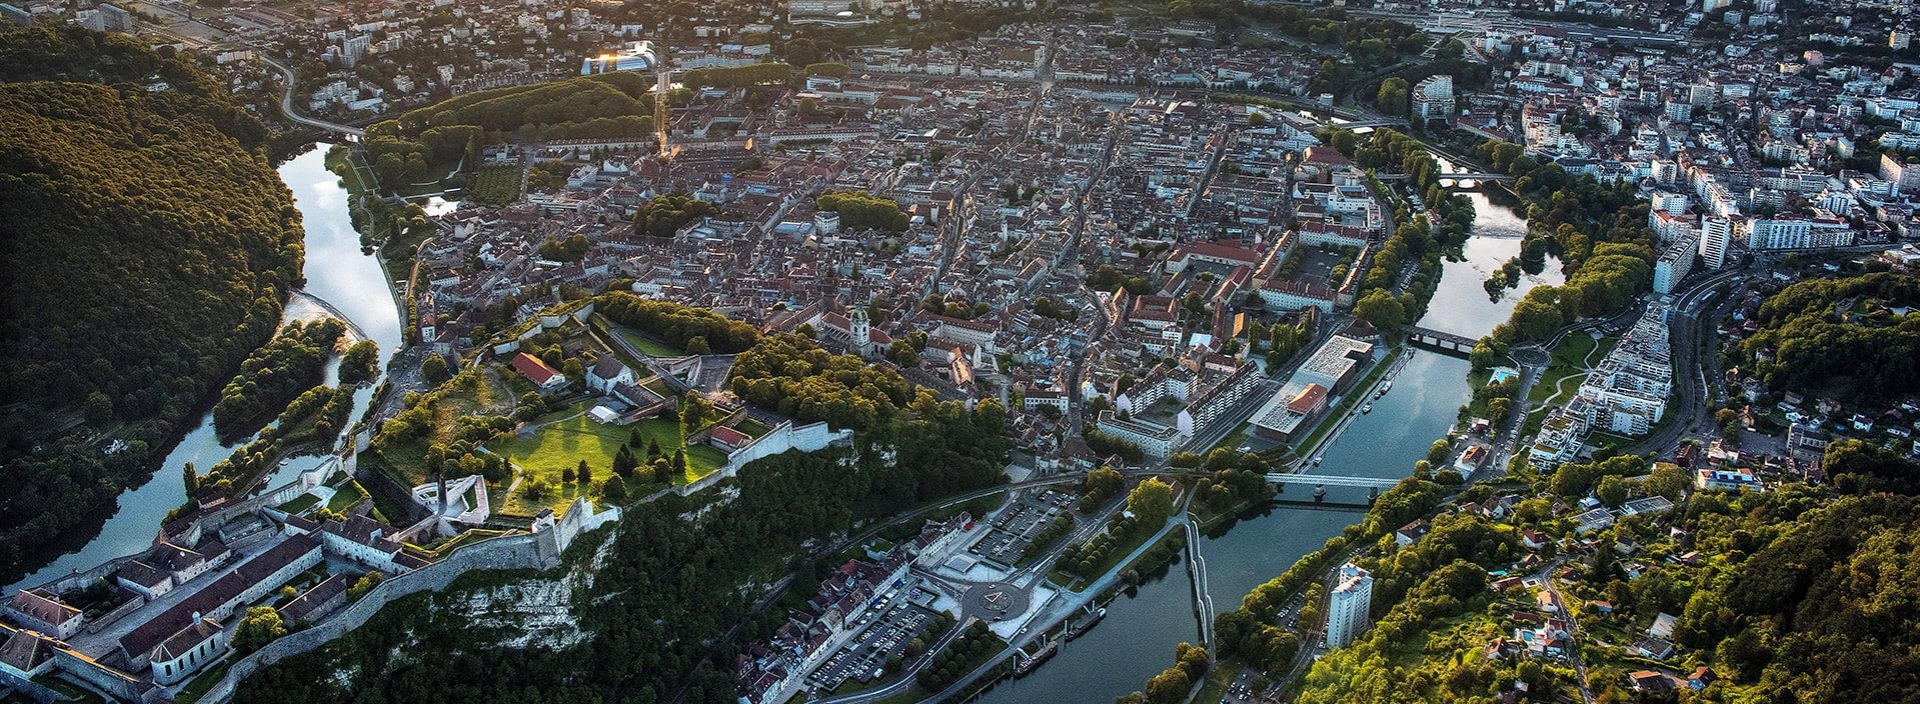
[5,145,401,592]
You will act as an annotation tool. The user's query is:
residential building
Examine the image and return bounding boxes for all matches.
[98,2,131,32]
[1413,75,1455,123]
[1653,230,1697,294]
[1742,217,1854,250]
[0,3,30,26]
[1695,467,1765,492]
[1094,410,1180,459]
[1699,216,1730,269]
[1325,563,1373,648]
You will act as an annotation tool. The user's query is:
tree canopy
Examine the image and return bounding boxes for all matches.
[0,26,304,573]
[1741,272,1920,402]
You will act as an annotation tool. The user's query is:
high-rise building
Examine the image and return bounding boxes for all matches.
[1651,191,1689,216]
[1699,216,1730,269]
[1412,75,1455,123]
[1663,100,1694,123]
[1687,83,1716,109]
[98,2,131,32]
[341,35,370,67]
[1654,230,1698,294]
[1326,563,1374,648]
[1893,30,1912,51]
[1742,217,1854,250]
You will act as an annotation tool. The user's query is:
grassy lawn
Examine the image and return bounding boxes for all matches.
[1529,332,1616,404]
[1195,661,1241,704]
[326,481,369,512]
[870,687,933,704]
[327,147,374,196]
[493,403,727,514]
[612,325,686,357]
[276,492,320,515]
[735,417,774,438]
[173,661,231,704]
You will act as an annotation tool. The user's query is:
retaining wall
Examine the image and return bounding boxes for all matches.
[195,533,553,704]
[674,420,852,496]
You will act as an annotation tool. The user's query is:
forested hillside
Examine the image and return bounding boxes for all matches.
[0,26,305,572]
[360,72,657,185]
[1293,478,1920,704]
[1739,272,1920,403]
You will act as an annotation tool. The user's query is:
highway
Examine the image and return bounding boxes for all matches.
[259,55,367,138]
[1624,267,1747,457]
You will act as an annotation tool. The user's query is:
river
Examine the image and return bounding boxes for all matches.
[6,145,403,593]
[972,190,1515,703]
[1418,190,1565,341]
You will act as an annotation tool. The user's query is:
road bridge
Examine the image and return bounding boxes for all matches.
[1262,473,1402,489]
[1336,117,1409,128]
[1438,172,1513,181]
[1404,325,1478,356]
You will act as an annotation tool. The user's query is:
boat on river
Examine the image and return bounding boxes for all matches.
[1377,382,1392,398]
[1361,404,1373,414]
[1013,641,1058,677]
[1065,608,1107,642]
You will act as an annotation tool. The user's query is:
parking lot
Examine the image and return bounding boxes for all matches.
[805,596,937,694]
[967,490,1077,565]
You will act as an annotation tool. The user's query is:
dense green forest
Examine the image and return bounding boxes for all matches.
[817,190,912,232]
[1738,272,1920,402]
[729,332,921,430]
[212,318,347,440]
[235,383,1009,704]
[632,193,717,237]
[0,26,304,573]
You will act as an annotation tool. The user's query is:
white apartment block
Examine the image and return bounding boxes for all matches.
[1699,216,1730,269]
[1650,191,1689,216]
[1413,75,1455,123]
[1652,230,1697,294]
[1530,305,1674,467]
[1326,563,1374,648]
[1742,217,1854,250]
[1094,410,1179,459]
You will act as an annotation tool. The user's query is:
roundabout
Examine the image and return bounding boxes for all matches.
[962,581,1031,622]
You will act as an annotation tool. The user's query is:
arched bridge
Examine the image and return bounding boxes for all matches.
[1262,473,1402,488]
[1438,172,1514,181]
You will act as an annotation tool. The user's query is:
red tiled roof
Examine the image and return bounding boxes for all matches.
[1287,384,1328,414]
[710,426,751,447]
[511,352,563,386]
